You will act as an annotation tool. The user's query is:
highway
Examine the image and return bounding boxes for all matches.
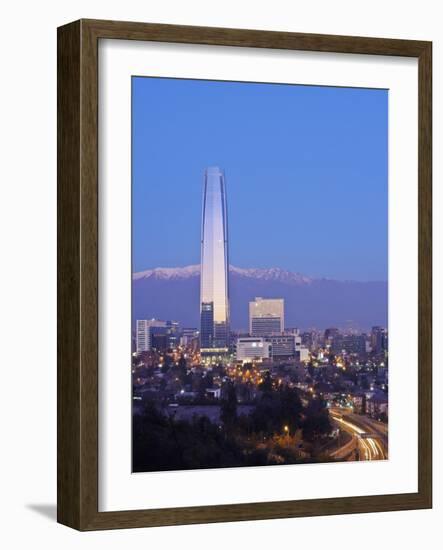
[329,408,388,461]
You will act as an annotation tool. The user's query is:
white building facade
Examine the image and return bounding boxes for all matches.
[136,319,167,353]
[236,337,271,362]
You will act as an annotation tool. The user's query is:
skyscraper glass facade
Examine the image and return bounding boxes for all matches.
[200,167,230,351]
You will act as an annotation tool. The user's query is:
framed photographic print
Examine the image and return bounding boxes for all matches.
[57,19,432,530]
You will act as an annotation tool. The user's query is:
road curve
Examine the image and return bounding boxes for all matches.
[329,409,388,461]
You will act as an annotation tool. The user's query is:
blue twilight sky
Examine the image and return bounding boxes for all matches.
[132,77,388,281]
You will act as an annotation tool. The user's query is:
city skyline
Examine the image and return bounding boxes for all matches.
[132,164,387,331]
[132,77,389,473]
[132,76,388,281]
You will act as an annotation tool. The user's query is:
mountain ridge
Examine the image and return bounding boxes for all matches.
[132,265,388,330]
[133,264,385,285]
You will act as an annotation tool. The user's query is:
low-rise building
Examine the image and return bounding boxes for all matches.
[205,387,222,399]
[366,393,388,419]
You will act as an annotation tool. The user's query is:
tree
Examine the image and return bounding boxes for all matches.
[178,353,187,382]
[221,381,237,427]
[279,386,303,432]
[260,371,273,393]
[251,386,302,436]
[162,354,172,374]
[307,364,315,379]
[360,375,370,390]
[361,393,367,415]
[132,400,247,472]
[302,410,332,442]
[197,371,214,398]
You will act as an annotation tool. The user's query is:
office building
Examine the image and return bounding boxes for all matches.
[136,319,167,353]
[331,334,366,356]
[268,334,296,358]
[136,319,180,353]
[180,328,199,347]
[371,326,387,354]
[249,297,284,336]
[236,337,271,362]
[200,167,230,354]
[324,328,340,342]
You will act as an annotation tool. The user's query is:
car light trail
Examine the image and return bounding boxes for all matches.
[330,412,387,461]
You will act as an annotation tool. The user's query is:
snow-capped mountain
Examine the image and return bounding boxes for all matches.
[229,266,312,284]
[132,265,387,330]
[133,265,200,281]
[133,265,312,285]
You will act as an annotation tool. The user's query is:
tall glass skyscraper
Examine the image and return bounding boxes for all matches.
[200,167,230,354]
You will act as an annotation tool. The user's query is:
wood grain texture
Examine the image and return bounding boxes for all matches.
[417,41,432,507]
[83,18,429,56]
[57,20,81,528]
[57,19,432,531]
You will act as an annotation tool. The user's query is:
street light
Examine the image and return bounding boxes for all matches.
[283,425,290,446]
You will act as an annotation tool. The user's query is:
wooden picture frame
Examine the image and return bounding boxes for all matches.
[57,18,432,530]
